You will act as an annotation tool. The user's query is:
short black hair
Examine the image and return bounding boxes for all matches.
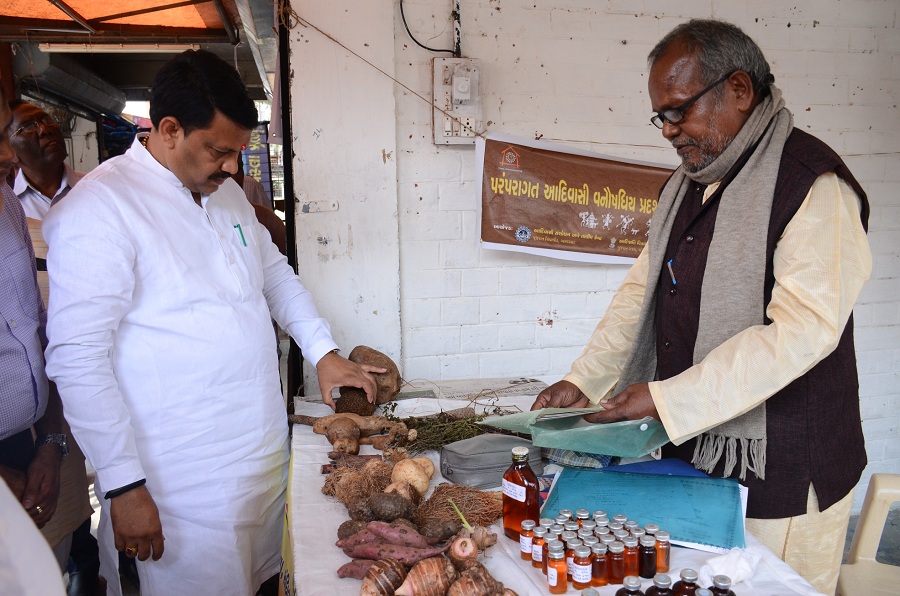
[149,49,258,134]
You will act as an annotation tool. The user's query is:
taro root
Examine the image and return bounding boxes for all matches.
[337,519,368,541]
[447,535,479,570]
[347,497,376,522]
[368,491,415,522]
[418,519,462,544]
[360,558,407,596]
[395,556,457,596]
[335,345,402,415]
[446,560,506,596]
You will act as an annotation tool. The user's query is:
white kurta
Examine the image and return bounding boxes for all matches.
[44,139,338,595]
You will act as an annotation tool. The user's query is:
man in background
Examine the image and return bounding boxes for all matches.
[8,100,84,219]
[533,19,870,593]
[0,82,67,574]
[44,50,381,595]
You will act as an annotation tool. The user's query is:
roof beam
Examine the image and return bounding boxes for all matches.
[47,0,98,34]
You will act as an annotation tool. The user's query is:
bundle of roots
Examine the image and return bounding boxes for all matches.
[412,483,502,529]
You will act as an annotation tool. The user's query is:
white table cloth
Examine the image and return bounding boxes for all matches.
[288,398,824,596]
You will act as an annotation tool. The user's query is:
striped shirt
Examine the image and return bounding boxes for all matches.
[0,182,49,440]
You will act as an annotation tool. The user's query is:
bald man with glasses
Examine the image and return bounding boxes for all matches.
[533,19,870,593]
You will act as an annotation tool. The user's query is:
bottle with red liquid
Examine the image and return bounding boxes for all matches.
[646,573,674,596]
[708,575,736,596]
[615,575,646,596]
[501,446,539,540]
[673,568,699,596]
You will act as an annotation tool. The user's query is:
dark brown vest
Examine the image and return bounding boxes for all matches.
[657,129,869,519]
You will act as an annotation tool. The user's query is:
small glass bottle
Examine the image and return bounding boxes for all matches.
[615,529,630,543]
[576,508,591,526]
[646,573,674,596]
[639,535,658,579]
[539,517,555,531]
[559,509,574,521]
[623,535,640,577]
[565,520,581,533]
[572,545,593,589]
[613,513,628,525]
[607,541,626,585]
[655,531,671,573]
[673,568,699,596]
[501,446,539,541]
[561,530,578,544]
[591,543,608,587]
[550,523,565,535]
[708,575,735,596]
[632,527,646,540]
[542,538,560,575]
[644,523,659,536]
[582,535,599,549]
[547,544,568,595]
[519,519,535,560]
[565,538,583,580]
[581,519,597,533]
[531,526,546,569]
[625,520,639,533]
[593,510,607,521]
[615,575,645,596]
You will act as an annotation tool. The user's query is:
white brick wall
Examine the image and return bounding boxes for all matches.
[295,0,899,512]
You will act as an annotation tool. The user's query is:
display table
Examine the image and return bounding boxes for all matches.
[286,398,824,596]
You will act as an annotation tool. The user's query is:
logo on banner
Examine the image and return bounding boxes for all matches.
[515,226,532,243]
[499,145,521,170]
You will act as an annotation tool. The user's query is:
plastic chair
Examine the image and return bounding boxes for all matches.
[836,474,900,596]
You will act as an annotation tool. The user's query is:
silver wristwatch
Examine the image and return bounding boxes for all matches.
[36,433,69,457]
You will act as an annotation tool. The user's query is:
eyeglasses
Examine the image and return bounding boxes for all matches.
[11,114,58,138]
[650,71,736,129]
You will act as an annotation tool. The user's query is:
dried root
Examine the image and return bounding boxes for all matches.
[413,483,503,528]
[322,459,393,505]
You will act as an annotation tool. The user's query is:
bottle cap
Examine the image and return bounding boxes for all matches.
[623,576,642,588]
[653,573,672,588]
[615,530,630,541]
[511,446,529,457]
[565,538,583,549]
[548,548,565,559]
[550,524,565,533]
[608,541,625,553]
[582,536,599,546]
[623,536,638,547]
[713,575,732,589]
[576,508,590,519]
[555,515,569,524]
[613,514,628,523]
[548,542,565,552]
[592,510,607,519]
[539,517,554,528]
[521,520,536,531]
[640,535,657,547]
[600,534,616,545]
[581,520,597,531]
[631,528,645,539]
[595,526,610,536]
[581,589,600,596]
[624,520,639,530]
[696,590,713,596]
[565,521,580,531]
[591,543,608,555]
[574,545,591,558]
[644,523,659,534]
[609,522,624,531]
[533,527,547,538]
[561,531,577,541]
[578,528,593,538]
[656,530,670,542]
[559,509,573,519]
[595,516,609,526]
[680,568,698,582]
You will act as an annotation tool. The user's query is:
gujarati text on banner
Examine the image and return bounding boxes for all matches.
[478,134,673,263]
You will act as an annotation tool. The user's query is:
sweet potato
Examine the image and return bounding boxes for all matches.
[336,559,376,579]
[367,521,430,549]
[336,528,380,549]
[342,542,450,565]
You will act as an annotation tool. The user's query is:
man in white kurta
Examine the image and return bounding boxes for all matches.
[43,49,379,596]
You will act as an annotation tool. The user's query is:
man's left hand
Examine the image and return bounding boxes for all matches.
[584,383,660,424]
[316,352,386,409]
[20,443,62,528]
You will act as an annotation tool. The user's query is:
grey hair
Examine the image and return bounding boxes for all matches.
[648,19,773,97]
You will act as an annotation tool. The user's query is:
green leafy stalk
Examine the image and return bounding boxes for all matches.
[448,498,473,532]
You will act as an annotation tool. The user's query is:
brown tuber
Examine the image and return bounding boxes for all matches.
[337,519,368,542]
[447,535,479,570]
[394,556,457,596]
[446,560,507,596]
[360,558,407,596]
[335,346,402,415]
[368,492,415,522]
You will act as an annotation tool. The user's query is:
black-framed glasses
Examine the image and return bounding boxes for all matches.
[650,71,736,129]
[11,114,58,138]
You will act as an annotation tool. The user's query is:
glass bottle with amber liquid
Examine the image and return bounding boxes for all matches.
[501,446,539,540]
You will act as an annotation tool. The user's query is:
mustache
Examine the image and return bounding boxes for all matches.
[209,172,231,181]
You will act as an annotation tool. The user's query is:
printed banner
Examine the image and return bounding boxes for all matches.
[243,124,272,200]
[478,134,673,263]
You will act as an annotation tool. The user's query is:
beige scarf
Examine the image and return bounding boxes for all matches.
[617,86,793,480]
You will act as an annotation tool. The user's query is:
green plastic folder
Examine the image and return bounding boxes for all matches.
[542,467,745,553]
[479,407,669,458]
